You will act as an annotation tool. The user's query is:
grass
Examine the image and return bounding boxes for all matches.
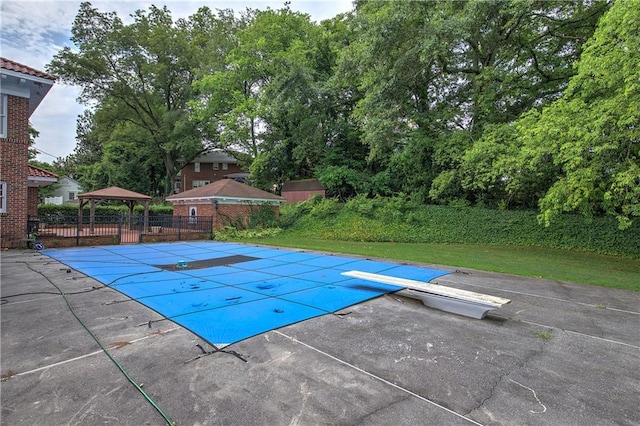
[535,331,553,341]
[236,234,640,292]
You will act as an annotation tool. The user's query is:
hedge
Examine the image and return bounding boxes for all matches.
[37,203,173,217]
[280,196,640,258]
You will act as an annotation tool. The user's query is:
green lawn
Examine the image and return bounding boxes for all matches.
[239,235,640,291]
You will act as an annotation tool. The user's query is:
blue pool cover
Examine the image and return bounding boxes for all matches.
[43,242,450,346]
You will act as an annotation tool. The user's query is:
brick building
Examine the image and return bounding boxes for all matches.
[166,179,283,230]
[280,178,326,203]
[173,150,248,194]
[1,58,56,249]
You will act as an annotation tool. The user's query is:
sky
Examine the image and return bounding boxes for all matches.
[0,0,354,163]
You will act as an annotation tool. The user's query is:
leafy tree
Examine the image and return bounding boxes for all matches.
[345,0,608,203]
[27,125,41,160]
[316,165,363,200]
[514,0,640,228]
[454,0,639,228]
[194,7,362,189]
[47,3,214,195]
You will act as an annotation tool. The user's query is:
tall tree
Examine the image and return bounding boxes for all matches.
[194,6,345,189]
[346,0,608,202]
[512,0,640,229]
[47,2,212,195]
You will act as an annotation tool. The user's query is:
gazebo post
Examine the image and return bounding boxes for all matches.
[127,201,135,230]
[90,199,96,235]
[78,200,85,232]
[144,200,149,234]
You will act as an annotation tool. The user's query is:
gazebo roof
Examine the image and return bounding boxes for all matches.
[79,186,152,201]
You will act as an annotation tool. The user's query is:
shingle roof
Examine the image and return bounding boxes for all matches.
[193,150,238,164]
[166,179,283,202]
[281,179,325,192]
[79,186,152,200]
[0,57,56,80]
[28,165,58,179]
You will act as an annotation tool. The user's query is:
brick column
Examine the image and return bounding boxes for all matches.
[0,95,31,248]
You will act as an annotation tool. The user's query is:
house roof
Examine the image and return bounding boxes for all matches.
[28,165,58,179]
[281,179,325,192]
[0,58,56,81]
[1,57,56,116]
[79,186,152,201]
[166,179,283,203]
[224,172,250,180]
[27,165,58,187]
[58,175,82,185]
[192,150,238,164]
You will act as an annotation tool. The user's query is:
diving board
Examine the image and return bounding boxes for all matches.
[341,270,511,319]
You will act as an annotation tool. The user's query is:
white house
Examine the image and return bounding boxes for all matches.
[45,175,83,204]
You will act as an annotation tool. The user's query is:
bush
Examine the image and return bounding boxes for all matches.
[38,203,173,217]
[281,196,640,258]
[279,196,341,228]
[248,204,279,228]
[214,227,282,241]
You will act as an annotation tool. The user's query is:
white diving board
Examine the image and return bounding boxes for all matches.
[341,270,511,319]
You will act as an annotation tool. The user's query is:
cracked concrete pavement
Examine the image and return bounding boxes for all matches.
[1,246,639,425]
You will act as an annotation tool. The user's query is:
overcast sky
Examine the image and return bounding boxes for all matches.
[0,0,354,162]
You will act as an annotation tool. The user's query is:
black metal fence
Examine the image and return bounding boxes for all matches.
[28,214,214,246]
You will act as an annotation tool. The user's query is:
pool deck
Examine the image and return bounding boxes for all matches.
[2,245,639,425]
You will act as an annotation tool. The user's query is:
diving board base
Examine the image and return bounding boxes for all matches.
[342,270,511,319]
[397,289,497,319]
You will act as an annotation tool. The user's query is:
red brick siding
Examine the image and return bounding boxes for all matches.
[281,189,326,204]
[172,202,279,230]
[173,202,216,218]
[175,162,245,193]
[0,95,30,248]
[37,235,118,248]
[5,94,30,140]
[28,187,38,216]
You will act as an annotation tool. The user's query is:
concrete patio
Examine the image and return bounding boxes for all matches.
[1,246,638,425]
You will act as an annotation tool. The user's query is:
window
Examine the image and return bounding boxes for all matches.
[0,181,6,213]
[222,162,228,171]
[174,181,181,192]
[194,162,200,173]
[68,192,75,201]
[213,162,219,171]
[0,95,7,138]
[192,180,210,188]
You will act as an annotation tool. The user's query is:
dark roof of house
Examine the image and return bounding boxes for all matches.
[28,165,58,179]
[166,179,283,202]
[79,186,152,201]
[0,57,56,80]
[281,179,325,192]
[193,150,238,164]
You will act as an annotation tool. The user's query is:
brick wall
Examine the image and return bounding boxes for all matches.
[281,189,326,204]
[0,95,30,249]
[28,187,38,216]
[172,202,279,230]
[176,162,245,193]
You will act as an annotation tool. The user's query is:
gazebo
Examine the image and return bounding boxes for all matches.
[78,186,152,234]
